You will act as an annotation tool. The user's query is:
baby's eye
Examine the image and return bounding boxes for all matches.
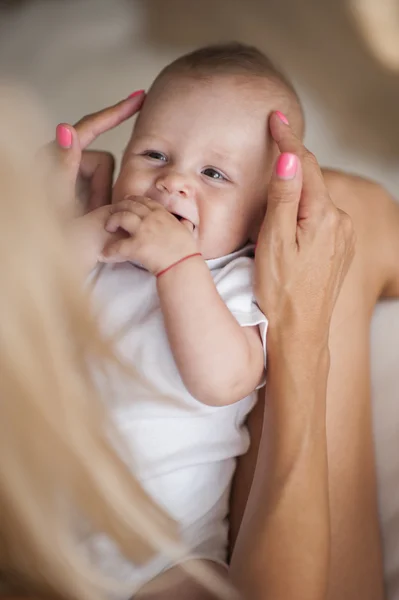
[144,150,167,162]
[202,167,226,181]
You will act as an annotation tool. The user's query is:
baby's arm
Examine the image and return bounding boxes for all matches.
[157,255,265,406]
[102,197,265,406]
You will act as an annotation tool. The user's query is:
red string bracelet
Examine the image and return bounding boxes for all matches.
[156,252,202,279]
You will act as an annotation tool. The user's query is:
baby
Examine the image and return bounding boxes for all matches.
[80,43,305,589]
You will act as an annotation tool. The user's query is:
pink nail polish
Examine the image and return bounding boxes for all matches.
[56,124,72,149]
[275,111,289,125]
[127,89,145,99]
[276,153,298,180]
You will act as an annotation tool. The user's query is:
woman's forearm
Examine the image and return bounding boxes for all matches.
[230,327,331,600]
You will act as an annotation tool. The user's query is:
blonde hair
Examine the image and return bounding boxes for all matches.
[0,88,186,600]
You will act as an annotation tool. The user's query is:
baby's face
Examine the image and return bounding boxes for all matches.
[113,75,277,259]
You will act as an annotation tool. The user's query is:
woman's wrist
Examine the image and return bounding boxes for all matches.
[267,320,330,370]
[266,322,331,428]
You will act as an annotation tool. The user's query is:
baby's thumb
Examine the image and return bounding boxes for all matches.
[181,218,195,233]
[261,152,302,246]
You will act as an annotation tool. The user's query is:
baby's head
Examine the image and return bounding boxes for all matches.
[113,43,304,259]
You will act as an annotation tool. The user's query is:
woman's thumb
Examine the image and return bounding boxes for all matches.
[54,123,82,214]
[261,152,302,245]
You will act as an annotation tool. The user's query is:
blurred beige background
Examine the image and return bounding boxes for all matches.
[0,0,398,596]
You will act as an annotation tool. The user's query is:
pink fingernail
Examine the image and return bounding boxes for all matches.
[127,89,145,99]
[275,111,289,125]
[276,153,298,179]
[56,124,72,149]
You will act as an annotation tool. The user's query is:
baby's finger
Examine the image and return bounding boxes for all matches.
[181,218,195,233]
[74,91,145,150]
[131,196,165,212]
[110,197,152,219]
[100,238,135,263]
[260,152,303,248]
[105,210,142,235]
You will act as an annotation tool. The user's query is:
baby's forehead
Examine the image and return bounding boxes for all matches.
[141,73,284,120]
[131,74,287,157]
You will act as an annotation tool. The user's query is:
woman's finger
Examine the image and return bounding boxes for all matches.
[269,112,328,221]
[47,92,144,215]
[261,152,303,248]
[78,150,115,210]
[269,111,307,157]
[54,123,82,213]
[74,91,145,150]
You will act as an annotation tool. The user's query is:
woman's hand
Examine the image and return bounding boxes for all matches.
[46,91,145,272]
[255,112,355,346]
[49,90,145,215]
[232,113,354,600]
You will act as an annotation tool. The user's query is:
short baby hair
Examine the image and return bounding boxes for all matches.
[154,42,304,134]
[161,42,292,87]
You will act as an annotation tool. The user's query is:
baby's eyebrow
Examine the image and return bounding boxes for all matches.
[208,149,230,161]
[207,148,239,171]
[130,133,168,146]
[123,134,165,159]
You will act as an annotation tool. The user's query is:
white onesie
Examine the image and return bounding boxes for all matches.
[88,245,268,593]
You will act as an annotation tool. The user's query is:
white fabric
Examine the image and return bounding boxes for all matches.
[88,246,267,591]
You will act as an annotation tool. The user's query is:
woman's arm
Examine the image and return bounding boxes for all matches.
[231,331,331,600]
[230,112,355,600]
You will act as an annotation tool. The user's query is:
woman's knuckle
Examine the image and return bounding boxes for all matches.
[323,207,339,230]
[341,212,354,236]
[335,210,354,244]
[269,183,296,205]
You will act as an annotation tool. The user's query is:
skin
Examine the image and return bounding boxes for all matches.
[111,75,283,260]
[32,93,399,598]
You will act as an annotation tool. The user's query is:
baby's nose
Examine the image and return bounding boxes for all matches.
[155,171,192,198]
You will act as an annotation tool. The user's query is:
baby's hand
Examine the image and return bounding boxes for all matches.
[101,197,198,274]
[67,205,127,274]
